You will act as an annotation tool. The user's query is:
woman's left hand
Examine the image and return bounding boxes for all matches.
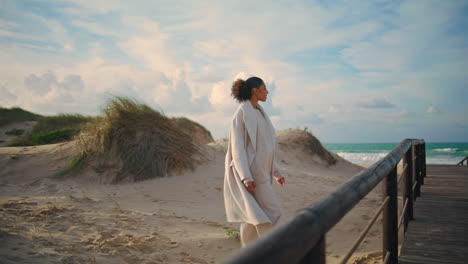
[277,177,286,186]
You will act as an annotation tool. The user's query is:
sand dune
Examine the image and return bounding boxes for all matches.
[0,121,36,147]
[0,134,388,264]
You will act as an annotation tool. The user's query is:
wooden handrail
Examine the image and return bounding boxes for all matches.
[458,156,468,166]
[224,139,426,264]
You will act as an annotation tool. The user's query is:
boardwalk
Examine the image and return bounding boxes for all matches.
[399,165,468,264]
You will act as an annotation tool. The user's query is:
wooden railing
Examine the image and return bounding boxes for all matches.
[224,139,426,264]
[457,156,468,166]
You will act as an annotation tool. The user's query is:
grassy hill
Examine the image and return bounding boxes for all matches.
[0,107,42,127]
[0,106,93,146]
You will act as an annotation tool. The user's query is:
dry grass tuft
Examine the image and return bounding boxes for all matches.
[170,117,214,144]
[277,128,337,166]
[76,96,201,183]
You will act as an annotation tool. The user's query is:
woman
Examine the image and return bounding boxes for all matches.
[223,76,286,248]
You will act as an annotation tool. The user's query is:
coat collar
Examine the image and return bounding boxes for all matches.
[239,100,276,152]
[240,100,257,152]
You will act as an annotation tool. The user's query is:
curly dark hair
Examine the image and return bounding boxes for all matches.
[231,76,264,103]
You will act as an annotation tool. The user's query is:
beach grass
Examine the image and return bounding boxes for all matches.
[32,114,92,133]
[278,128,337,166]
[75,96,201,183]
[54,152,87,179]
[170,116,214,144]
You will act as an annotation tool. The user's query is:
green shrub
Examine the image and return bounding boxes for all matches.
[10,128,80,146]
[6,112,93,146]
[29,128,80,145]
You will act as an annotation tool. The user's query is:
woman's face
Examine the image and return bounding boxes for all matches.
[254,83,269,102]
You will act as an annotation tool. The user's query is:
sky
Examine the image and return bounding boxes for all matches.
[0,0,467,143]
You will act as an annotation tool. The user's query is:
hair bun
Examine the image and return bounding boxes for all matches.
[231,78,246,103]
[230,76,264,103]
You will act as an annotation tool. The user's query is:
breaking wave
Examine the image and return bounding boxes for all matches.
[337,152,462,165]
[433,148,458,153]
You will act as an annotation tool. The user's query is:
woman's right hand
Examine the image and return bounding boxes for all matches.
[244,181,256,195]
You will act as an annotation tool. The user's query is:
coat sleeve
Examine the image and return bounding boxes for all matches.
[272,158,283,180]
[230,111,254,182]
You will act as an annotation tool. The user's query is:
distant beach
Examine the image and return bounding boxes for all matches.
[324,142,468,165]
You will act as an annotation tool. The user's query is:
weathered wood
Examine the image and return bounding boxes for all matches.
[340,197,390,264]
[399,165,468,264]
[414,145,421,198]
[418,144,424,186]
[457,156,468,166]
[421,143,426,183]
[223,139,425,264]
[382,167,398,264]
[403,146,414,233]
[398,198,409,230]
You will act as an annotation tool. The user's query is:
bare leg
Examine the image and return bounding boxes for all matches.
[255,222,273,237]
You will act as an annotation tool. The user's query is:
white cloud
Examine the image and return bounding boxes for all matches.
[356,98,395,109]
[71,20,119,37]
[0,0,466,142]
[0,83,17,103]
[426,105,442,114]
[328,104,346,113]
[63,43,74,52]
[390,109,411,118]
[24,72,57,95]
[119,19,178,75]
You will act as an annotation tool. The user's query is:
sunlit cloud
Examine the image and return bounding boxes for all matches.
[0,0,467,142]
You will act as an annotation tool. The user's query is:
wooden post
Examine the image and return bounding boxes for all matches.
[421,142,426,182]
[383,167,398,264]
[403,147,414,232]
[418,144,424,186]
[415,144,420,193]
[413,144,421,198]
[299,235,325,264]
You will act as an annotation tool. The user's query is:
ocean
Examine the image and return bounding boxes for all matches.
[322,142,468,165]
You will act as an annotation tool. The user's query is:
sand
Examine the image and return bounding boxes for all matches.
[0,121,36,147]
[0,133,395,264]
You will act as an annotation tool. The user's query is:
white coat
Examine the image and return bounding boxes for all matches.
[223,100,283,225]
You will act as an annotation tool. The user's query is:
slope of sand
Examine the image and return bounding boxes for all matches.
[0,121,37,147]
[0,137,389,264]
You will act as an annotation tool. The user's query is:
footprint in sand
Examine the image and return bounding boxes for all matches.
[47,184,58,193]
[361,214,372,221]
[202,220,223,227]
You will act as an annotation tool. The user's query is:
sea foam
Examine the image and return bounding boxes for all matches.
[433,148,458,153]
[337,152,461,165]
